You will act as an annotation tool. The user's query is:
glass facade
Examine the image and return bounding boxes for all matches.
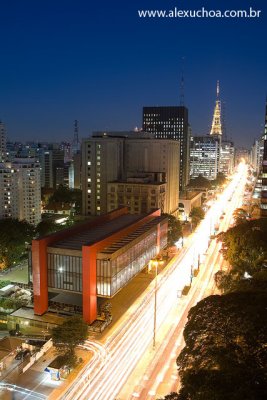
[45,222,167,300]
[47,253,82,292]
[97,226,167,297]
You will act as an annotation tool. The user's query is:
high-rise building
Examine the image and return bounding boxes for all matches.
[71,120,81,156]
[0,165,17,219]
[40,150,53,188]
[220,140,235,176]
[251,138,263,174]
[40,148,65,189]
[124,136,179,215]
[82,134,125,216]
[0,158,41,225]
[143,106,190,190]
[190,135,220,180]
[81,131,179,216]
[260,101,267,217]
[0,120,7,163]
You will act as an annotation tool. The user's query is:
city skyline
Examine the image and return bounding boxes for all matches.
[0,0,266,146]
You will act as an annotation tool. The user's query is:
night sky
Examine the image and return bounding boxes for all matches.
[0,0,266,147]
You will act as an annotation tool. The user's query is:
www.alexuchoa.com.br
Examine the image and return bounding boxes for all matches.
[137,7,261,19]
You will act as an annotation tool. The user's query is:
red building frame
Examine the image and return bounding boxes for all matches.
[32,208,162,323]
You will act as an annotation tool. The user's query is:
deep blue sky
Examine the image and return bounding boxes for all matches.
[0,0,266,147]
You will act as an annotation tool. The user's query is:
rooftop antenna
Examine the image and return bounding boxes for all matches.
[216,80,220,99]
[180,57,185,106]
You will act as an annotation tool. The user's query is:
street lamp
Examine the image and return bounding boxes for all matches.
[151,257,164,350]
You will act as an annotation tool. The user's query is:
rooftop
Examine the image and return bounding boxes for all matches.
[179,191,202,200]
[51,213,144,250]
[99,215,167,257]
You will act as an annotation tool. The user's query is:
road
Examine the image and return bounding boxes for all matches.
[124,167,246,399]
[58,163,247,400]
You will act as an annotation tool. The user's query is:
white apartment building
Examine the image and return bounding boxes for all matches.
[0,158,41,225]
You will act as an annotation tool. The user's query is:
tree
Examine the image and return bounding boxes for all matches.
[217,218,267,284]
[163,214,182,247]
[52,316,88,367]
[232,207,248,224]
[188,176,212,190]
[49,186,82,214]
[189,207,205,227]
[159,393,179,400]
[0,219,35,270]
[212,172,227,187]
[35,219,62,237]
[175,284,267,400]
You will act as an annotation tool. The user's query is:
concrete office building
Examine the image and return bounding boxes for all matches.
[82,132,179,216]
[143,106,190,190]
[31,208,168,323]
[124,136,179,215]
[107,173,166,214]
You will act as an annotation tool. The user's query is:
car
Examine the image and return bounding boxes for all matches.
[15,349,30,360]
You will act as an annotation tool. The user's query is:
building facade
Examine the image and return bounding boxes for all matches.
[31,208,168,323]
[190,135,220,180]
[260,101,267,217]
[0,158,41,225]
[220,140,235,176]
[82,132,179,216]
[143,106,190,190]
[0,120,7,163]
[107,173,166,214]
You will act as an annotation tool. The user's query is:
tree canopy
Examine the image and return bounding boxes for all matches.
[188,176,212,189]
[48,186,82,214]
[52,315,88,366]
[163,214,182,247]
[0,219,35,269]
[189,207,205,227]
[212,172,227,187]
[175,285,267,400]
[217,218,267,284]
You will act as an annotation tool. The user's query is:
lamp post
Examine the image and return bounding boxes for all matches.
[153,259,158,350]
[151,256,164,349]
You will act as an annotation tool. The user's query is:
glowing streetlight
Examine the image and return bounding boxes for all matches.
[150,257,164,349]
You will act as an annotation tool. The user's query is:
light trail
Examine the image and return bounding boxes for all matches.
[126,163,248,399]
[0,383,47,399]
[60,163,248,400]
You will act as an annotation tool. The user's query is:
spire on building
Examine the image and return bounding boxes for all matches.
[210,81,222,136]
